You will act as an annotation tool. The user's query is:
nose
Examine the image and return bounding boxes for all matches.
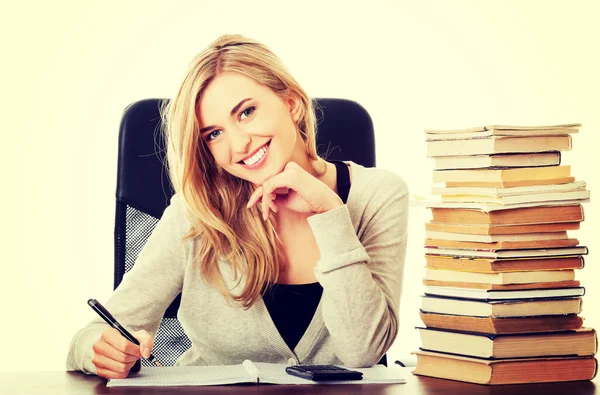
[229,129,252,158]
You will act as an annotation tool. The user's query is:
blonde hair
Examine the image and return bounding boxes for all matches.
[161,34,325,308]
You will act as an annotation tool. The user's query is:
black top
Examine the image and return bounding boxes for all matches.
[263,161,350,350]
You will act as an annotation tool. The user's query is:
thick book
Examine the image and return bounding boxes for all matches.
[424,255,585,273]
[107,361,406,387]
[431,181,586,198]
[424,245,588,259]
[432,165,571,183]
[419,311,583,334]
[445,176,576,188]
[425,237,580,250]
[425,221,580,235]
[412,350,597,385]
[424,268,575,285]
[439,190,590,206]
[420,295,582,317]
[426,135,572,157]
[417,327,597,359]
[424,285,585,300]
[419,198,589,212]
[423,279,581,291]
[430,204,584,225]
[425,230,568,243]
[432,152,561,170]
[425,123,580,139]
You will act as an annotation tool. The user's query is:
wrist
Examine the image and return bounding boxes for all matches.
[323,196,344,213]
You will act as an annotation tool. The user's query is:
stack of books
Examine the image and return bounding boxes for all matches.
[412,124,597,385]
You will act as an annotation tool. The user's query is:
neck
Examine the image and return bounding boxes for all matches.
[289,135,333,189]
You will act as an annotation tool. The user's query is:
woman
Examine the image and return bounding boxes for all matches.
[66,34,409,379]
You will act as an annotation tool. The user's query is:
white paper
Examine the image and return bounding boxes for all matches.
[107,363,406,387]
[107,364,253,387]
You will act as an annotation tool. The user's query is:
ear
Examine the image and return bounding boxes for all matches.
[286,94,302,123]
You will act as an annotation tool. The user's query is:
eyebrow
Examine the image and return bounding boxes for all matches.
[200,98,252,134]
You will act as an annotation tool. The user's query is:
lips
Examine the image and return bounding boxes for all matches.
[238,141,271,170]
[238,141,271,164]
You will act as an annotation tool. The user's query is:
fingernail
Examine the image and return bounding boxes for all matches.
[143,348,151,358]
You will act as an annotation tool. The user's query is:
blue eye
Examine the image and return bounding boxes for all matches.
[240,106,255,120]
[206,129,222,141]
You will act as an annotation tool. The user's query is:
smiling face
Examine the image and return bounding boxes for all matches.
[198,72,305,186]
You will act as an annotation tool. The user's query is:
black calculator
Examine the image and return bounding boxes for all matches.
[285,364,363,381]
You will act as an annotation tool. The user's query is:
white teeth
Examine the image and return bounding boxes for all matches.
[243,146,267,165]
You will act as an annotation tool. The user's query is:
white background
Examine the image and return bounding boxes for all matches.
[1,0,599,372]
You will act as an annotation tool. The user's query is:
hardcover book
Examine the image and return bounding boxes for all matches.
[425,237,580,250]
[417,327,597,359]
[424,268,576,285]
[420,295,582,317]
[445,177,576,188]
[432,165,571,183]
[412,350,597,385]
[423,245,588,259]
[423,285,585,300]
[419,311,584,334]
[423,279,581,291]
[425,123,580,139]
[429,205,584,224]
[432,152,561,170]
[431,181,586,198]
[425,221,581,235]
[426,135,572,157]
[424,255,585,273]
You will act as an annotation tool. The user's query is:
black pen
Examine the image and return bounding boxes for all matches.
[87,298,162,367]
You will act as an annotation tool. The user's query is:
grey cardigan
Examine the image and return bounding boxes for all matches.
[66,161,409,373]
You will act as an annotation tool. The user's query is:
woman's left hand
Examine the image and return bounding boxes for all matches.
[247,161,344,220]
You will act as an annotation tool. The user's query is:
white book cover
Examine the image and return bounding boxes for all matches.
[424,268,574,285]
[423,246,589,259]
[425,230,568,243]
[410,196,590,212]
[439,190,590,205]
[425,124,580,140]
[424,285,585,300]
[432,152,562,170]
[426,135,572,157]
[107,361,406,387]
[431,181,587,197]
[420,295,582,317]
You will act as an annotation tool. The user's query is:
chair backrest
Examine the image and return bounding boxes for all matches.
[114,98,378,366]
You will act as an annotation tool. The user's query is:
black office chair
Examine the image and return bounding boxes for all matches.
[114,98,382,366]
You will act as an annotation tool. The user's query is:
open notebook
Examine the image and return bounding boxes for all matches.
[107,360,406,387]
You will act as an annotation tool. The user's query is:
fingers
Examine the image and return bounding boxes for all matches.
[92,328,142,379]
[246,161,309,218]
[269,200,278,213]
[133,330,154,359]
[247,165,295,210]
[247,184,280,220]
[261,191,276,221]
[93,353,137,379]
[92,340,139,364]
[96,367,129,380]
[248,192,278,221]
[102,328,140,358]
[247,186,264,209]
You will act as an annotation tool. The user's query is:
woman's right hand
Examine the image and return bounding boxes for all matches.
[91,328,154,379]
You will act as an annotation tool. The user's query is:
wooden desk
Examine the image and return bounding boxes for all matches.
[0,369,596,394]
